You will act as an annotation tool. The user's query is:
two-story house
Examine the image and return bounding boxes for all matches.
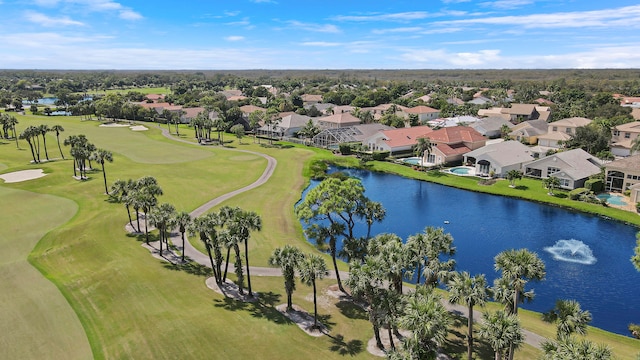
[537,117,592,149]
[610,121,640,157]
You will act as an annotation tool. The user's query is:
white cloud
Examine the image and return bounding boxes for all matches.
[372,27,424,35]
[25,11,85,26]
[286,20,340,33]
[225,36,245,42]
[332,11,428,22]
[480,0,533,10]
[301,41,341,47]
[437,5,640,29]
[118,9,142,20]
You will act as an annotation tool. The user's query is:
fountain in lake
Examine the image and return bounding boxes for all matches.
[544,239,597,265]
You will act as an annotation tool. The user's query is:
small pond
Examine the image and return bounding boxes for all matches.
[299,167,640,336]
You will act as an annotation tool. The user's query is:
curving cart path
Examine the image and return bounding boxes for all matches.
[154,127,545,350]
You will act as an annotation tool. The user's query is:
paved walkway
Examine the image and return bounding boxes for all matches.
[148,126,546,350]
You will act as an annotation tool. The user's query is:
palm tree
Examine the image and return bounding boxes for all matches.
[230,209,261,297]
[38,124,51,161]
[448,272,490,360]
[541,336,612,360]
[298,253,328,330]
[543,176,561,195]
[418,226,456,287]
[2,114,19,149]
[542,299,592,340]
[111,179,136,231]
[346,258,386,350]
[90,149,113,194]
[174,211,192,262]
[477,310,524,360]
[190,215,221,283]
[398,286,452,359]
[506,170,522,188]
[19,126,38,163]
[494,249,546,315]
[368,233,406,294]
[269,245,303,311]
[148,203,176,257]
[51,125,65,159]
[631,136,640,155]
[495,248,545,360]
[413,137,433,166]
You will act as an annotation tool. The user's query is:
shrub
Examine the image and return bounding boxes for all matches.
[569,188,589,200]
[372,151,390,161]
[338,143,352,155]
[584,179,603,192]
[629,323,640,339]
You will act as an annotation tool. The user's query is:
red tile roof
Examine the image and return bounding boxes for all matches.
[405,105,439,114]
[320,112,361,124]
[136,102,171,109]
[181,107,205,119]
[145,94,165,101]
[380,126,434,148]
[436,143,471,156]
[421,126,485,144]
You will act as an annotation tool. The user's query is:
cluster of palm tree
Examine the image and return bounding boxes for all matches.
[0,113,19,148]
[189,110,215,143]
[344,229,456,357]
[18,123,65,163]
[189,206,261,297]
[63,134,94,179]
[110,176,163,244]
[268,245,328,329]
[540,299,612,359]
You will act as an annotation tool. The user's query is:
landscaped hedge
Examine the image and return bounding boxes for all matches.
[585,178,603,192]
[339,143,352,155]
[569,188,589,200]
[372,151,390,161]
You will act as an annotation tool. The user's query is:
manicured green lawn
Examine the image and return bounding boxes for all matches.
[0,186,91,360]
[2,113,638,359]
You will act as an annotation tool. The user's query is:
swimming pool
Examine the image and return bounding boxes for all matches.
[401,157,423,166]
[596,193,628,206]
[447,166,475,176]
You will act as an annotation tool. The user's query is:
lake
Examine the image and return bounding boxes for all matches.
[299,167,640,336]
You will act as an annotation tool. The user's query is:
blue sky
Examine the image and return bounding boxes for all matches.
[1,0,639,69]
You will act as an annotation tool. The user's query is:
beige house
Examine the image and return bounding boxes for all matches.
[404,105,440,122]
[537,117,592,149]
[508,119,549,145]
[316,112,361,129]
[421,126,486,165]
[524,149,602,190]
[605,155,640,193]
[610,121,640,157]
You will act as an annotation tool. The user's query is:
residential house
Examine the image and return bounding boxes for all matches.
[258,113,312,138]
[508,119,549,145]
[316,112,360,129]
[404,105,440,122]
[420,126,486,165]
[610,121,640,157]
[362,104,409,120]
[332,105,355,114]
[301,94,323,104]
[469,116,513,138]
[240,105,265,116]
[537,117,592,149]
[303,102,335,116]
[427,115,480,129]
[524,149,602,190]
[605,155,640,192]
[467,96,493,106]
[463,140,535,177]
[180,107,206,123]
[363,125,433,155]
[314,123,392,148]
[144,94,165,102]
[506,104,540,122]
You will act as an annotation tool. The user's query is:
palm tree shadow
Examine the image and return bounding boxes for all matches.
[335,300,368,320]
[212,291,293,325]
[326,333,364,356]
[162,258,211,277]
[515,185,528,190]
[317,314,336,331]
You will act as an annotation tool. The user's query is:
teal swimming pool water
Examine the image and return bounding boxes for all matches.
[596,193,627,206]
[449,166,471,175]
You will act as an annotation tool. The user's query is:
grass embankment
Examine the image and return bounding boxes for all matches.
[1,115,376,359]
[2,114,638,359]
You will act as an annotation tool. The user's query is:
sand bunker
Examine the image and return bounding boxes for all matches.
[0,169,47,183]
[130,125,148,131]
[99,123,130,128]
